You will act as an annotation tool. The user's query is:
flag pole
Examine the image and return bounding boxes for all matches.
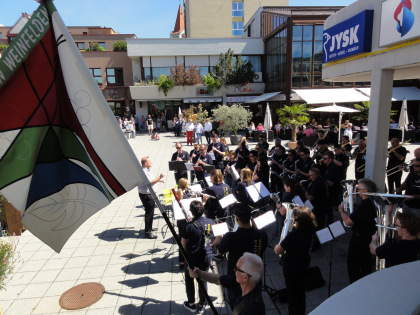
[147,184,219,315]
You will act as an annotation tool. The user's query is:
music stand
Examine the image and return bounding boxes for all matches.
[203,165,215,173]
[316,221,346,297]
[169,161,187,173]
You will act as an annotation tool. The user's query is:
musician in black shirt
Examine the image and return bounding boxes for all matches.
[387,137,407,194]
[333,144,350,181]
[189,142,200,184]
[352,139,366,180]
[295,148,314,181]
[274,206,317,315]
[341,135,352,156]
[270,145,287,193]
[203,169,231,219]
[208,134,226,169]
[396,158,420,216]
[306,167,328,230]
[322,151,341,224]
[253,156,270,190]
[370,212,420,268]
[194,144,213,184]
[339,178,377,283]
[247,150,258,172]
[171,142,190,183]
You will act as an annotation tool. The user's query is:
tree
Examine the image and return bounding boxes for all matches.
[212,104,252,135]
[353,101,398,124]
[208,49,255,90]
[276,103,310,142]
[0,44,9,54]
[170,64,202,86]
[182,104,209,124]
[85,42,105,51]
[113,41,127,51]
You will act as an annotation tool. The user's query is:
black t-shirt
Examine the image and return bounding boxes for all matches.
[259,141,269,152]
[218,226,268,275]
[387,145,407,169]
[307,176,328,216]
[343,143,352,154]
[353,146,366,171]
[376,239,420,268]
[182,216,215,258]
[335,153,349,181]
[205,183,231,219]
[171,151,191,175]
[256,167,269,190]
[247,161,257,173]
[349,198,377,237]
[208,142,226,164]
[281,227,313,275]
[324,162,341,201]
[190,149,200,164]
[219,275,265,315]
[403,171,420,208]
[236,181,255,206]
[235,148,250,170]
[147,118,153,126]
[271,153,287,174]
[296,157,314,178]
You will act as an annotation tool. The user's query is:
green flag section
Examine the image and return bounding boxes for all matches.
[0,1,149,252]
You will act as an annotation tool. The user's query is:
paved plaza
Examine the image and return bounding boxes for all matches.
[1,131,418,314]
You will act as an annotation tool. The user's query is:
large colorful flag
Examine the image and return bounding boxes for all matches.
[0,1,149,252]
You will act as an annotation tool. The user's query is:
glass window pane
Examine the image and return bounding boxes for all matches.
[292,25,302,41]
[314,75,322,86]
[232,29,244,36]
[233,11,244,17]
[315,25,324,40]
[314,41,323,62]
[292,42,302,58]
[238,2,243,10]
[232,2,237,9]
[303,26,313,41]
[99,42,106,49]
[292,74,301,88]
[302,74,311,87]
[93,69,101,76]
[323,80,332,87]
[302,42,312,58]
[108,77,116,84]
[107,69,115,76]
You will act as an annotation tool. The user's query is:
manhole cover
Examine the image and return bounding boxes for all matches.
[59,282,105,310]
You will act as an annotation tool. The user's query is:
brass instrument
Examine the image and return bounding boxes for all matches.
[387,140,410,157]
[386,160,414,177]
[376,224,397,231]
[341,180,357,227]
[279,203,294,248]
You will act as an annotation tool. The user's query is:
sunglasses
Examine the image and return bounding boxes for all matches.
[176,147,182,149]
[234,265,252,277]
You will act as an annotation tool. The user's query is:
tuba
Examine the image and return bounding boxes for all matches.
[279,203,294,247]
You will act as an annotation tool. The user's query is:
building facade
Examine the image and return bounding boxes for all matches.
[184,0,288,38]
[127,37,265,121]
[0,13,137,118]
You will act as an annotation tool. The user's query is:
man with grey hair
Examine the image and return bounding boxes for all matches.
[189,252,265,314]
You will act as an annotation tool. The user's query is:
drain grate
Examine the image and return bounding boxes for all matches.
[59,282,105,310]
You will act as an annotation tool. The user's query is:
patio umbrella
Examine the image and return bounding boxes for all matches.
[398,98,408,141]
[309,103,360,141]
[178,106,182,118]
[263,102,273,132]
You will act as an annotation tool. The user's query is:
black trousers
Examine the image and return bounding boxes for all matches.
[347,234,372,283]
[185,255,210,306]
[205,131,211,144]
[387,170,402,194]
[283,263,307,315]
[138,193,155,234]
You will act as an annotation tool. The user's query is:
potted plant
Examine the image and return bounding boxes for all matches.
[276,103,310,149]
[212,104,252,144]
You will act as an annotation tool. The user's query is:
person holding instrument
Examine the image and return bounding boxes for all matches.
[387,137,407,194]
[339,178,377,283]
[194,144,213,185]
[203,169,231,220]
[181,200,215,314]
[352,139,366,180]
[171,142,190,183]
[369,212,420,268]
[236,168,256,207]
[396,158,420,216]
[274,206,317,315]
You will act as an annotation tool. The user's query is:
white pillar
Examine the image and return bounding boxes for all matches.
[365,68,394,192]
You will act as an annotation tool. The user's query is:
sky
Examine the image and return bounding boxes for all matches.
[1,0,357,38]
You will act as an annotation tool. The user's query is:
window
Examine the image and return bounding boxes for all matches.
[89,68,102,85]
[106,68,124,85]
[0,33,2,39]
[98,42,106,49]
[232,22,244,36]
[232,2,244,17]
[76,42,85,50]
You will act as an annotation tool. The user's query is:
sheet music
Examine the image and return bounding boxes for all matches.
[211,222,229,236]
[185,163,194,171]
[328,221,345,238]
[172,197,201,221]
[219,194,237,209]
[304,200,314,211]
[205,176,213,187]
[189,184,202,193]
[246,182,270,203]
[253,210,276,229]
[292,196,305,206]
[316,227,333,244]
[230,164,240,180]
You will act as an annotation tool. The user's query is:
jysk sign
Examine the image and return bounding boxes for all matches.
[380,0,420,47]
[323,10,374,63]
[196,87,213,96]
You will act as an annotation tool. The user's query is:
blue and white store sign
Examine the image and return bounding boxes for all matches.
[380,0,420,47]
[323,10,374,63]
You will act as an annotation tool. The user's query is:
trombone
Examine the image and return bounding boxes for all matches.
[386,160,414,177]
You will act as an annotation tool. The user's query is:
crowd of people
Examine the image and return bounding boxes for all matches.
[136,125,420,315]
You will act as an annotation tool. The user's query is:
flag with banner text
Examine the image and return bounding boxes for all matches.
[0,1,149,252]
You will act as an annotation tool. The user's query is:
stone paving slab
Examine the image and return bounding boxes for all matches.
[1,130,418,315]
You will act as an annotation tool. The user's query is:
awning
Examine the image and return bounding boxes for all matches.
[246,92,281,103]
[356,87,420,101]
[292,88,370,104]
[183,97,223,103]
